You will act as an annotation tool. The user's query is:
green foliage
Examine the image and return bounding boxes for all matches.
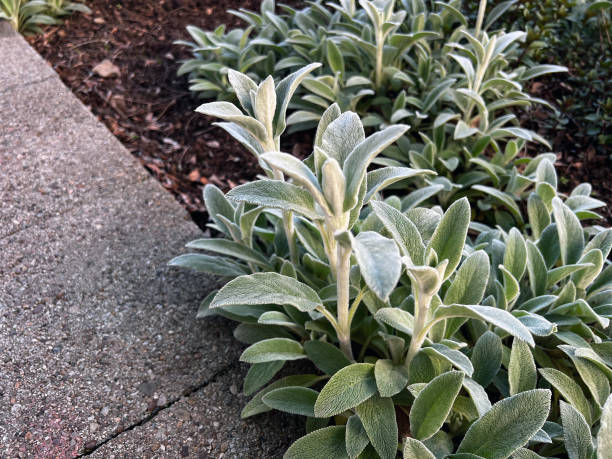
[0,0,89,34]
[170,75,610,457]
[468,0,612,152]
[177,0,572,224]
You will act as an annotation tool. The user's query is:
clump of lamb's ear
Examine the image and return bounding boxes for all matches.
[194,64,321,166]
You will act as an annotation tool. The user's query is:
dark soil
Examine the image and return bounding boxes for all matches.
[522,76,612,225]
[27,1,610,227]
[27,0,306,229]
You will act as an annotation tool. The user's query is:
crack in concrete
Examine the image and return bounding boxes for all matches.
[0,75,57,96]
[77,361,238,457]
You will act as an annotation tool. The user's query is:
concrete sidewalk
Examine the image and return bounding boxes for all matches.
[0,22,300,457]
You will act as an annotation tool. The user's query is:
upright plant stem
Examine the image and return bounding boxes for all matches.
[404,292,431,370]
[266,137,298,265]
[375,30,384,89]
[475,0,488,38]
[336,244,354,361]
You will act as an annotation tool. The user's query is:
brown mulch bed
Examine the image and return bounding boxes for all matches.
[27,1,610,227]
[523,77,612,225]
[26,0,305,229]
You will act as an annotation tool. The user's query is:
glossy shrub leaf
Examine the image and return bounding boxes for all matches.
[314,363,377,417]
[434,304,535,346]
[426,198,471,280]
[539,368,591,425]
[560,401,593,459]
[508,338,537,395]
[375,359,410,397]
[211,272,321,312]
[356,394,398,459]
[472,331,503,388]
[227,180,319,220]
[240,338,305,363]
[443,250,490,306]
[552,197,585,265]
[346,415,369,459]
[262,386,318,416]
[352,231,402,301]
[457,389,551,457]
[410,371,464,440]
[284,425,348,459]
[244,361,284,396]
[304,340,352,375]
[403,438,435,459]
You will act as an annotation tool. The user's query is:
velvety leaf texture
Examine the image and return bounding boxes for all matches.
[284,426,348,459]
[457,389,551,458]
[211,272,321,312]
[410,371,464,440]
[560,401,593,459]
[352,231,402,301]
[314,364,377,417]
[355,394,398,459]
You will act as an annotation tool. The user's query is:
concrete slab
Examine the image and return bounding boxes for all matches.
[0,30,56,92]
[0,21,14,38]
[0,78,143,239]
[0,27,306,458]
[89,367,304,459]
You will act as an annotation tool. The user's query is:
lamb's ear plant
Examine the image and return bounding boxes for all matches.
[177,0,568,225]
[170,81,611,457]
[0,0,56,34]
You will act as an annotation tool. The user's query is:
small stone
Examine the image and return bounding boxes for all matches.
[100,406,109,416]
[90,422,99,432]
[175,408,191,421]
[93,17,105,24]
[137,381,155,396]
[93,60,120,78]
[229,384,238,395]
[206,140,220,149]
[157,394,167,406]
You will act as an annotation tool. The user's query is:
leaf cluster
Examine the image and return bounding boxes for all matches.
[177,0,571,227]
[171,69,611,458]
[0,0,89,34]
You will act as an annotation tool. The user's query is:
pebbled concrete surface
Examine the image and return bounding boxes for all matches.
[0,26,302,457]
